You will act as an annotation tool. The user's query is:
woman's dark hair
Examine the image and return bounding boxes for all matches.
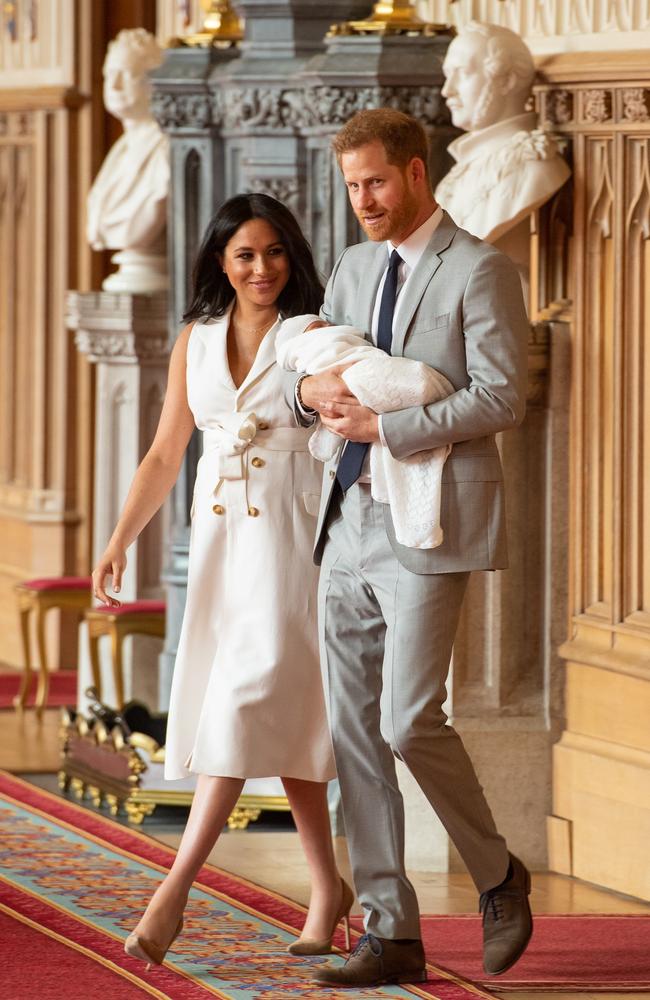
[183,193,324,321]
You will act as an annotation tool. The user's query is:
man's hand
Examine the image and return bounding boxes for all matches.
[321,401,380,443]
[300,365,360,413]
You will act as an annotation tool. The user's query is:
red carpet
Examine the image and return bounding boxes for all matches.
[0,670,77,708]
[0,770,494,1000]
[2,769,648,996]
[417,913,650,990]
[0,909,150,999]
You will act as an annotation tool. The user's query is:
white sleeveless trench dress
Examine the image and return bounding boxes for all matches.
[164,310,336,782]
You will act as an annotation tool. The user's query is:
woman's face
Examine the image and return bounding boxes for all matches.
[220,218,290,310]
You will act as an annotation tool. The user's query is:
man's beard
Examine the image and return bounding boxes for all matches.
[357,189,420,243]
[470,81,502,131]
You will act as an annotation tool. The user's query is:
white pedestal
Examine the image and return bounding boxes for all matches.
[68,290,170,712]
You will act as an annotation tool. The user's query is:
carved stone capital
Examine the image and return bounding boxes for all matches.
[582,89,613,124]
[544,89,574,126]
[244,176,300,206]
[151,91,212,130]
[622,88,650,123]
[74,330,169,363]
[220,87,286,130]
[283,84,448,130]
[67,291,170,364]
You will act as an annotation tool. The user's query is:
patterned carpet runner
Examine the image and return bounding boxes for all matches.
[0,771,493,1000]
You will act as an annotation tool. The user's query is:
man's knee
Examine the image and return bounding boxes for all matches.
[381,706,449,762]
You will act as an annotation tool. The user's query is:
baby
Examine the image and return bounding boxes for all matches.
[276,315,455,550]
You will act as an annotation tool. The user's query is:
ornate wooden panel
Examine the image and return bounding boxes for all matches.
[536,52,650,900]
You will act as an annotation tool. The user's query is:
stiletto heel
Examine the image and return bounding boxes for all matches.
[343,913,351,952]
[287,877,354,956]
[124,916,184,968]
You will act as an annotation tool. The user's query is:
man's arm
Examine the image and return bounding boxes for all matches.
[381,249,528,459]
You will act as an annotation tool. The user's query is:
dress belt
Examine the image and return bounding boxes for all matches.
[200,414,312,485]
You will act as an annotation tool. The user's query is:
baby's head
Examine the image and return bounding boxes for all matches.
[305,319,331,332]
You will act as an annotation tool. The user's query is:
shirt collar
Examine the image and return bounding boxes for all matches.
[388,204,443,271]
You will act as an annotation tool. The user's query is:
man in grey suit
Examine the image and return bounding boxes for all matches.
[290,109,533,984]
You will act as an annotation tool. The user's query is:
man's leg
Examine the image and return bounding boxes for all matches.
[362,493,531,975]
[318,484,420,940]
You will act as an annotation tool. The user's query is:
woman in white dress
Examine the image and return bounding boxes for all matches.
[92,194,352,968]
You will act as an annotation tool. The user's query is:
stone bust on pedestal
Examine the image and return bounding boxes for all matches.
[87,28,170,293]
[435,20,570,280]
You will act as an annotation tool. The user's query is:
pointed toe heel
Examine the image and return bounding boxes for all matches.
[287,878,354,956]
[124,917,184,969]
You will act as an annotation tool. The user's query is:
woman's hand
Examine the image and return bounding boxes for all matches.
[92,545,127,607]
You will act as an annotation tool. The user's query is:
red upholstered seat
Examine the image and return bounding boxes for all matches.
[20,576,92,592]
[91,600,166,616]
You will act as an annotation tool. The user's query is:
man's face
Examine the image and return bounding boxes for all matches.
[442,32,501,132]
[103,48,151,122]
[340,141,421,245]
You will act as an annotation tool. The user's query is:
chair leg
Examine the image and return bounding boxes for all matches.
[111,625,125,709]
[13,605,33,710]
[87,629,103,701]
[34,604,50,718]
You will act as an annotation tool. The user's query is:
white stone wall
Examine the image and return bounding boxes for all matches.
[419,0,650,52]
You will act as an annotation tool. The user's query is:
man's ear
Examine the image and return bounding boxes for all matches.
[409,157,427,185]
[498,71,519,96]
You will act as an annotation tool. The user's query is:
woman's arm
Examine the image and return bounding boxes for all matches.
[92,323,196,606]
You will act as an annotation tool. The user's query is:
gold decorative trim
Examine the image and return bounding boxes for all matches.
[59,710,290,827]
[328,0,449,37]
[171,0,243,47]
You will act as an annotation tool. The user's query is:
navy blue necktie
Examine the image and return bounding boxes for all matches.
[336,249,402,492]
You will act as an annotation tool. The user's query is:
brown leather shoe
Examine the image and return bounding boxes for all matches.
[480,853,533,975]
[312,934,426,987]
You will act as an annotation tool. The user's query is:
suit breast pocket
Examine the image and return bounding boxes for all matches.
[409,313,451,337]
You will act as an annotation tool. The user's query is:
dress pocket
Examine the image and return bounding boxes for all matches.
[302,492,321,517]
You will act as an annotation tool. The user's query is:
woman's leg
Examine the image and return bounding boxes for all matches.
[133,774,244,945]
[281,777,349,942]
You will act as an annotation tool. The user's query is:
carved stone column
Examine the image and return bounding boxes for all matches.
[68,291,169,709]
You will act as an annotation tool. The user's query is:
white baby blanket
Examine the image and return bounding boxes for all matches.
[276,315,455,549]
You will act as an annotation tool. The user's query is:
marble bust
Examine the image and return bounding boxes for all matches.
[435,22,570,248]
[86,28,169,293]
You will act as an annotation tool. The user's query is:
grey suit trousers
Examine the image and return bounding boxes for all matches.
[319,483,509,939]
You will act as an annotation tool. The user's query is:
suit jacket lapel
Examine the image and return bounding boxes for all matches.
[391,212,458,357]
[357,243,389,342]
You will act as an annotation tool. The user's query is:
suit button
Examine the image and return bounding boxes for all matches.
[329,470,335,479]
[251,457,265,468]
[212,504,225,515]
[258,421,269,430]
[248,506,260,517]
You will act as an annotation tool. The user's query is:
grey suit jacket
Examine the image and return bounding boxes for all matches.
[286,211,528,574]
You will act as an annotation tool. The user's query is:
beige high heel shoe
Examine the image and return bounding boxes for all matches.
[124,916,184,970]
[287,878,354,956]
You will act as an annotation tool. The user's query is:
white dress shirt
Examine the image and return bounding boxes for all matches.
[358,204,443,480]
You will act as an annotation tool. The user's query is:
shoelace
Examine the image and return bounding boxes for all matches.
[350,933,384,958]
[479,885,521,922]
